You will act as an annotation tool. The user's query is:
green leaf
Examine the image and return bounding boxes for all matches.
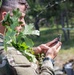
[23,24,34,35]
[12,8,21,17]
[2,12,11,26]
[2,8,37,63]
[4,43,7,51]
[32,30,40,36]
[23,24,40,36]
[24,50,37,63]
[19,42,29,50]
[25,37,34,47]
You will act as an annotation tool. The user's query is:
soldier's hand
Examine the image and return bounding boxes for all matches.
[45,41,62,59]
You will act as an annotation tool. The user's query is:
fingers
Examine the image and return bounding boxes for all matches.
[54,42,62,49]
[46,38,58,47]
[56,45,61,53]
[34,39,62,55]
[39,44,49,53]
[45,42,62,59]
[39,44,49,50]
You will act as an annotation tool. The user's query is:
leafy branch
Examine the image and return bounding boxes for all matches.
[2,8,40,62]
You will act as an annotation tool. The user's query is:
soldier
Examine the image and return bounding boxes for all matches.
[0,0,62,75]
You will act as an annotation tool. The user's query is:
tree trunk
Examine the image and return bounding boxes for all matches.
[61,11,68,41]
[65,9,70,39]
[34,16,40,30]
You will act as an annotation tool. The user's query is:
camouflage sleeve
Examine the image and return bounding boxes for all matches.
[40,59,55,75]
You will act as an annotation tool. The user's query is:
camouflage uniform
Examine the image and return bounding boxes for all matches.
[0,46,55,75]
[0,34,54,75]
[0,34,55,75]
[0,0,55,75]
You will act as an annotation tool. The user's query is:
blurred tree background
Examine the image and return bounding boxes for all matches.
[0,0,74,46]
[26,0,74,41]
[0,0,74,41]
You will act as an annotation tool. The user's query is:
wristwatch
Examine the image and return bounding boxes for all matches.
[43,57,54,65]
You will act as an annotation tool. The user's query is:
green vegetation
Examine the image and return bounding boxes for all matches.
[2,9,39,63]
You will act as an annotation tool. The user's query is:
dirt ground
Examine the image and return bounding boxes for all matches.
[54,52,74,69]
